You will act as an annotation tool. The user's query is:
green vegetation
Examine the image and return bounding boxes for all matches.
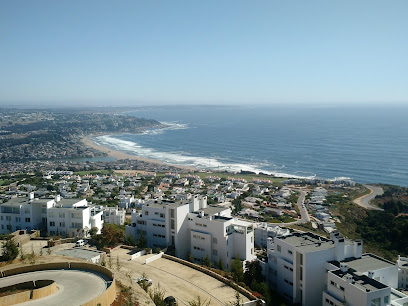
[94,223,125,249]
[1,237,19,262]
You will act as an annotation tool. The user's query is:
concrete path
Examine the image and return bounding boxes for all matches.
[0,269,110,306]
[353,185,384,210]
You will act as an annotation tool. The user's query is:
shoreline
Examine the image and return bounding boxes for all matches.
[81,135,196,172]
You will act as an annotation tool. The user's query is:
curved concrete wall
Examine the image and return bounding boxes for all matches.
[0,280,57,306]
[0,262,116,306]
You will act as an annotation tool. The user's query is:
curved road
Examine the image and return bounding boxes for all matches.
[353,185,384,210]
[0,269,110,306]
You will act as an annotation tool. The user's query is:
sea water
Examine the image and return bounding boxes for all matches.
[92,105,408,186]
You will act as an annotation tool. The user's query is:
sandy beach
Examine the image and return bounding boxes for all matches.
[81,135,196,171]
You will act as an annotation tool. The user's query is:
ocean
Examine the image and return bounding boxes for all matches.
[91,105,408,186]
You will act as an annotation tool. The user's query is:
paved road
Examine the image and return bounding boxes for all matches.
[277,190,310,226]
[353,185,384,210]
[0,269,110,306]
[296,190,310,223]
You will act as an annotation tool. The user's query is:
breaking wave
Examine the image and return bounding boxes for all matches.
[92,135,316,179]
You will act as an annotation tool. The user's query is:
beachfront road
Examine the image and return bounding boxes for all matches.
[296,190,310,223]
[353,185,384,211]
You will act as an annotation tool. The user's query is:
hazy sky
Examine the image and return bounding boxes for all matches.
[1,1,407,107]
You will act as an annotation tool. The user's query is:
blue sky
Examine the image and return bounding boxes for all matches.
[1,1,407,106]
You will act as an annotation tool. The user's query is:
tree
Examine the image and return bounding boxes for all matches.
[202,255,210,267]
[188,296,211,306]
[230,257,244,283]
[2,237,19,262]
[136,231,147,248]
[126,234,136,246]
[244,260,264,286]
[89,227,98,239]
[218,258,224,271]
[148,284,166,306]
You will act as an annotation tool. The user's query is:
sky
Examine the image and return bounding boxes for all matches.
[0,1,407,107]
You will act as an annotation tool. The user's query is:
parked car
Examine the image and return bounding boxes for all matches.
[134,277,152,286]
[75,239,85,247]
[164,296,177,306]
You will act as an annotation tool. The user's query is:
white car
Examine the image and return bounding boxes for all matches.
[75,239,85,247]
[134,277,152,286]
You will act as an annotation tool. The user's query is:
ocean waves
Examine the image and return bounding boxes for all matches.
[92,134,316,179]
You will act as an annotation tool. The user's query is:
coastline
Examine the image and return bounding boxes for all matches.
[81,135,196,172]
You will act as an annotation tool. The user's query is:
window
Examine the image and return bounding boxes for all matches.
[59,212,65,218]
[251,237,253,243]
[0,216,2,220]
[299,253,303,265]
[370,297,380,306]
[50,221,55,226]
[15,217,21,222]
[170,209,175,218]
[42,208,47,213]
[213,237,217,244]
[25,218,30,223]
[49,212,55,217]
[160,213,165,218]
[171,219,175,230]
[25,208,30,214]
[251,248,253,255]
[213,249,218,256]
[384,296,389,304]
[60,222,65,227]
[145,211,149,216]
[6,216,11,221]
[277,245,281,252]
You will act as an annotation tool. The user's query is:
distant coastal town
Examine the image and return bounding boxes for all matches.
[0,108,407,306]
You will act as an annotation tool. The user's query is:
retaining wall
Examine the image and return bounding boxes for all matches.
[0,280,57,306]
[0,262,116,306]
[144,252,163,264]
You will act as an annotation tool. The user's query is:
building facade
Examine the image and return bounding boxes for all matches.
[126,195,255,269]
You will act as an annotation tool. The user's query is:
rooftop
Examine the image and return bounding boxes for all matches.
[278,232,334,252]
[201,206,227,216]
[331,269,388,292]
[341,254,395,272]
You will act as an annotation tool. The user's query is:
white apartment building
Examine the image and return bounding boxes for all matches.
[0,192,54,234]
[397,256,408,290]
[263,231,405,306]
[0,193,104,238]
[254,223,290,248]
[47,197,104,238]
[126,195,255,270]
[102,206,126,225]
